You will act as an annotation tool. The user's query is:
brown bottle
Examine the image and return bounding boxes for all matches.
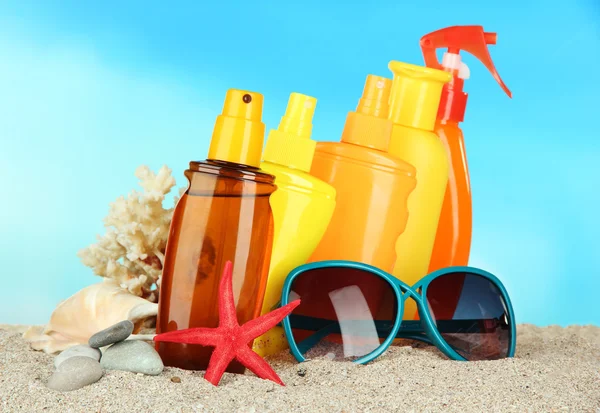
[156,89,276,373]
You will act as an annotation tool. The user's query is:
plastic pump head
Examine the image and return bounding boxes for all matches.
[278,92,317,140]
[420,25,512,122]
[262,93,318,172]
[340,74,393,151]
[208,89,266,168]
[357,75,391,117]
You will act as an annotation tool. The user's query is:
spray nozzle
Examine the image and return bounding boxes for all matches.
[421,25,511,98]
[277,92,316,139]
[208,89,266,168]
[262,92,318,172]
[357,75,392,118]
[221,89,264,121]
[484,32,497,45]
[340,74,393,151]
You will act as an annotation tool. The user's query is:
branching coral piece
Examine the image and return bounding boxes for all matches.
[78,165,184,302]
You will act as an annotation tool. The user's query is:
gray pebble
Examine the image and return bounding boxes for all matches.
[54,345,101,369]
[100,340,163,376]
[89,320,134,348]
[47,356,103,392]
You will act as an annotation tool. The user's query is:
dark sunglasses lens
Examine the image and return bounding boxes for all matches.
[287,267,398,361]
[425,272,511,360]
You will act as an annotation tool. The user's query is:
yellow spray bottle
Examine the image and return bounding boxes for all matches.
[386,61,452,320]
[252,93,337,356]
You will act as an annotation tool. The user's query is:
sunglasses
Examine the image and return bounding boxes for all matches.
[279,260,516,364]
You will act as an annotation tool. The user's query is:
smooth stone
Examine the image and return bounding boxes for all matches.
[54,345,102,369]
[47,356,104,392]
[100,340,164,376]
[89,320,134,348]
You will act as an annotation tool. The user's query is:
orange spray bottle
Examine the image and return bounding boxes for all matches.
[421,26,512,275]
[308,75,416,272]
[306,75,416,322]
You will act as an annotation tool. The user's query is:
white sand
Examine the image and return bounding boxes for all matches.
[0,324,599,412]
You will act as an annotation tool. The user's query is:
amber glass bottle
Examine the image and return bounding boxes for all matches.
[156,89,276,373]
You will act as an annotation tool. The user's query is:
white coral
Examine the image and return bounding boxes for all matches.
[78,165,184,302]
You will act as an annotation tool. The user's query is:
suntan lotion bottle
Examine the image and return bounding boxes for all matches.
[157,89,276,373]
[386,61,452,321]
[308,75,416,273]
[252,93,336,357]
[420,25,512,274]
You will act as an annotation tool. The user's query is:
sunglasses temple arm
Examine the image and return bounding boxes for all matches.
[391,320,433,344]
[395,320,425,335]
[281,313,506,354]
[278,313,476,338]
[296,322,340,354]
[287,316,433,354]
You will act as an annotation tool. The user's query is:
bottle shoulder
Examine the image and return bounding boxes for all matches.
[183,160,276,197]
[434,121,464,139]
[434,121,467,156]
[261,161,336,199]
[314,141,416,176]
[390,125,449,157]
[188,159,276,184]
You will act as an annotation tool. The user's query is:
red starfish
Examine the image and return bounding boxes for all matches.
[153,260,300,386]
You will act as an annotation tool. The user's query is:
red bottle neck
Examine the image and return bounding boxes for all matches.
[437,76,468,123]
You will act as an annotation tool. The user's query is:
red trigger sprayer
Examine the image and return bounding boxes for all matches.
[421,25,512,122]
[421,26,512,289]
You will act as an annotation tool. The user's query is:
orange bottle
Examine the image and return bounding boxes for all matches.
[156,89,276,373]
[421,26,512,273]
[308,74,416,273]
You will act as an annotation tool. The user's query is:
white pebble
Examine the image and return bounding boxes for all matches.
[54,345,101,369]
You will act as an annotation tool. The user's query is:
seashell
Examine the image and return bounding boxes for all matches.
[23,279,158,354]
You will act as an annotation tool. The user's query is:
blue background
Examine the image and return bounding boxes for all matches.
[1,1,598,327]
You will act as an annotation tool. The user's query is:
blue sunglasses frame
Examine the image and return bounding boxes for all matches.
[280,260,516,364]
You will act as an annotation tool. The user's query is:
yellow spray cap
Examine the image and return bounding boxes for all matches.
[207,89,266,168]
[340,74,393,151]
[262,92,317,172]
[387,61,452,131]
